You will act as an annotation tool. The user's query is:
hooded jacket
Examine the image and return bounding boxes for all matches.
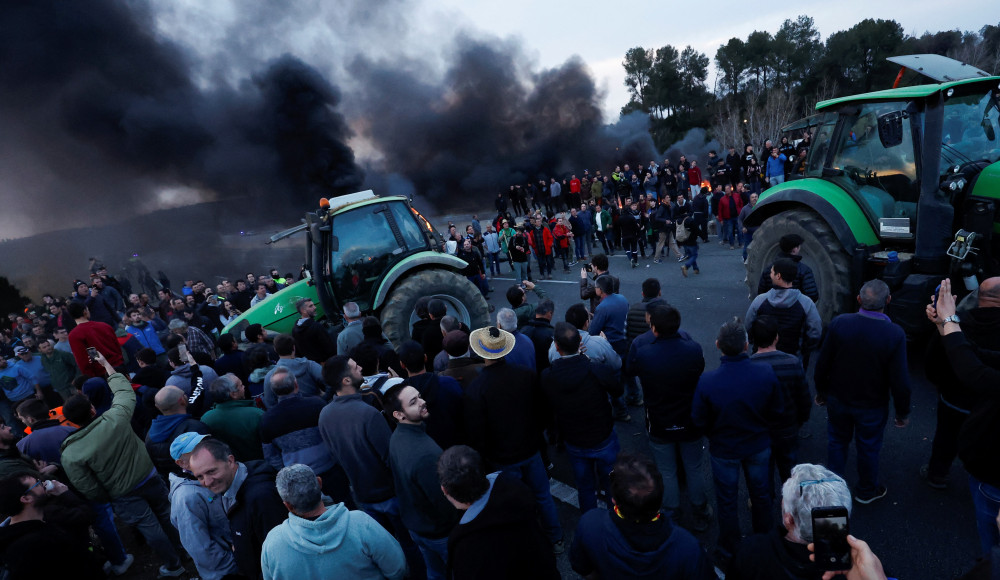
[126,320,165,354]
[261,503,407,580]
[448,472,559,579]
[226,460,288,580]
[168,472,239,580]
[570,505,714,579]
[745,288,822,356]
[145,414,210,477]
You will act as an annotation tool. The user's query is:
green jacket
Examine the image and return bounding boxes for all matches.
[591,180,603,199]
[513,286,548,328]
[201,399,265,462]
[498,227,516,254]
[596,209,612,231]
[40,349,80,398]
[61,373,154,503]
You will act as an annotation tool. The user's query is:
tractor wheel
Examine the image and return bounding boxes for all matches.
[380,269,491,345]
[745,208,853,322]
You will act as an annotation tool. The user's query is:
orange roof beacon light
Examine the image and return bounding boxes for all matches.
[319,198,330,209]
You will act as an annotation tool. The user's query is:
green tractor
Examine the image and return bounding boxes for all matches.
[744,54,1000,335]
[222,190,491,344]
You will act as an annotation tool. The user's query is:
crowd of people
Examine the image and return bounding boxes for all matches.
[1,143,998,580]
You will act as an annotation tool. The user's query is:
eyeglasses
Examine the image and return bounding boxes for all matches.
[799,478,839,495]
[22,479,44,496]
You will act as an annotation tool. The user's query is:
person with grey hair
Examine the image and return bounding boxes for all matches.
[729,463,852,578]
[814,279,910,505]
[261,464,407,580]
[692,317,784,564]
[336,301,364,355]
[495,307,536,371]
[168,317,216,360]
[200,373,266,462]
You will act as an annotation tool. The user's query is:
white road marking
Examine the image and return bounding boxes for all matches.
[490,277,578,285]
[548,477,579,508]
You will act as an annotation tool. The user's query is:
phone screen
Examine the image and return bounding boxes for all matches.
[812,508,851,570]
[86,347,99,361]
[178,344,188,359]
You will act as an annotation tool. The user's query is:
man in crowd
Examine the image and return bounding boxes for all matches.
[436,331,484,390]
[168,432,240,580]
[738,192,759,262]
[168,319,215,360]
[745,258,822,358]
[201,374,265,462]
[261,464,407,580]
[549,303,621,368]
[188,437,287,580]
[125,307,166,356]
[519,297,555,373]
[749,316,811,484]
[262,334,326,408]
[60,350,187,578]
[588,275,636,418]
[164,346,217,418]
[692,319,784,563]
[292,297,336,364]
[730,464,852,579]
[495,308,536,372]
[438,445,559,579]
[579,254,618,314]
[505,280,548,328]
[67,301,123,377]
[145,385,210,478]
[716,185,744,250]
[756,234,819,302]
[0,352,42,429]
[463,326,564,553]
[398,340,464,450]
[541,322,621,512]
[627,304,712,531]
[570,453,715,579]
[815,280,910,504]
[384,382,461,580]
[14,398,74,465]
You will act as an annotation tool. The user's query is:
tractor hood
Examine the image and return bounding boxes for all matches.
[222,277,322,337]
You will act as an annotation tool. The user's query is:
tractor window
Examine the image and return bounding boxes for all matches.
[387,201,429,251]
[328,205,403,310]
[806,115,838,177]
[941,89,1000,177]
[830,101,919,222]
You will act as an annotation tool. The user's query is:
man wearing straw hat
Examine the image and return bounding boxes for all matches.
[463,326,565,554]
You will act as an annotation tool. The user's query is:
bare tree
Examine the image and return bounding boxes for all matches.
[744,85,799,148]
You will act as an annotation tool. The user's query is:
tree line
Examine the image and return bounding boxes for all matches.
[622,17,1000,152]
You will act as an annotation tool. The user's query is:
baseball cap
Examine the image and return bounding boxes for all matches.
[170,432,209,460]
[14,346,29,356]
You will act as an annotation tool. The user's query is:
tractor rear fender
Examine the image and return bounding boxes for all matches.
[372,251,469,310]
[745,184,880,254]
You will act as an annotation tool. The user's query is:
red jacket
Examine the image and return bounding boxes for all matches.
[717,193,744,220]
[569,178,581,194]
[687,166,703,187]
[552,224,571,249]
[526,226,554,255]
[68,321,124,376]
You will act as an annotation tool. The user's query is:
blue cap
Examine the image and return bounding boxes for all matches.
[170,432,209,460]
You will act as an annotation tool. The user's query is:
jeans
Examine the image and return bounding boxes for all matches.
[969,474,1000,557]
[532,249,551,277]
[722,218,738,246]
[111,473,183,569]
[690,184,700,197]
[649,437,709,511]
[771,427,800,486]
[466,274,489,298]
[359,496,426,580]
[574,236,587,260]
[928,396,970,479]
[487,251,502,276]
[511,261,528,284]
[826,396,889,497]
[742,228,756,261]
[91,501,128,565]
[682,243,699,271]
[497,452,562,543]
[556,246,570,270]
[609,340,640,415]
[711,447,773,555]
[409,531,449,580]
[767,175,785,188]
[566,431,621,513]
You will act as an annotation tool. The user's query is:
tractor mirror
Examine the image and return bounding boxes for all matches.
[982,117,996,141]
[329,235,339,252]
[877,111,905,148]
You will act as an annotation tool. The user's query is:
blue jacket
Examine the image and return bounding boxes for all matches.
[260,394,336,475]
[627,333,705,442]
[570,506,715,579]
[261,503,406,580]
[16,419,75,465]
[506,332,537,372]
[765,154,787,178]
[590,293,629,343]
[692,353,784,459]
[126,321,165,354]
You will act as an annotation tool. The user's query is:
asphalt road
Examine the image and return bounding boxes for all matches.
[479,235,981,580]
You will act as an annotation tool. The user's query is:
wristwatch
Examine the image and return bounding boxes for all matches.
[942,314,960,325]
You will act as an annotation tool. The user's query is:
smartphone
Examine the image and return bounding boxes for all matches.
[812,506,851,571]
[933,284,941,308]
[178,343,188,360]
[86,347,99,361]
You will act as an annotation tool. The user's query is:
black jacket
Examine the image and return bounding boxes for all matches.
[626,297,666,342]
[292,317,336,364]
[728,526,824,580]
[627,333,705,442]
[464,360,544,466]
[757,252,819,303]
[949,332,1000,488]
[448,472,559,579]
[540,355,621,448]
[228,460,288,580]
[404,372,465,450]
[925,306,1000,410]
[388,423,461,539]
[520,318,555,373]
[0,520,104,580]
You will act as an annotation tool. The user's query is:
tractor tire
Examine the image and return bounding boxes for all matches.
[745,208,853,323]
[379,269,491,346]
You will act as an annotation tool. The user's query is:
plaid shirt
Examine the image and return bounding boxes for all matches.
[186,326,215,357]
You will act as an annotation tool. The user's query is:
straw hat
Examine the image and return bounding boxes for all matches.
[469,326,515,360]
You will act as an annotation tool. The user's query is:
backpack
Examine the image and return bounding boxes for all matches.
[675,217,692,243]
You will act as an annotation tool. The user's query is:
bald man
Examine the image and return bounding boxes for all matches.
[146,386,211,478]
[923,277,1000,490]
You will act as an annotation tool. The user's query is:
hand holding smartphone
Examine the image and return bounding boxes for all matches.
[812,506,851,571]
[178,343,188,360]
[86,347,99,362]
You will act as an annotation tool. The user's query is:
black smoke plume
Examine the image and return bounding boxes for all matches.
[0,0,364,237]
